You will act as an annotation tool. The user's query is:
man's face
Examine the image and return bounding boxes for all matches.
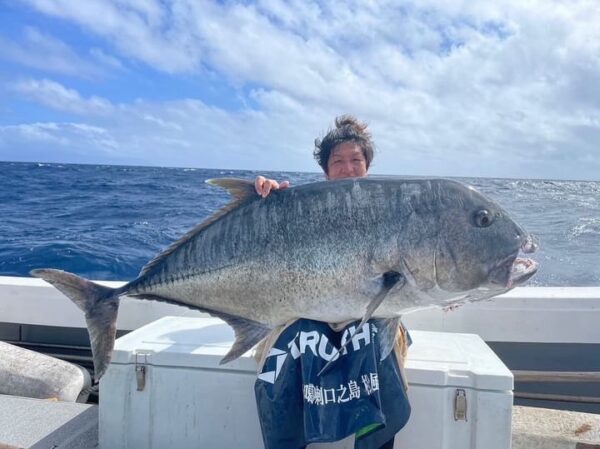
[326,142,368,180]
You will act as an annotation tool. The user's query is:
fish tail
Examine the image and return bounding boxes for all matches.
[30,268,121,382]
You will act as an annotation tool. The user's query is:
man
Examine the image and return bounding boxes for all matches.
[254,116,410,449]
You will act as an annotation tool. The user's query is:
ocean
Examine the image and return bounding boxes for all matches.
[1,161,599,286]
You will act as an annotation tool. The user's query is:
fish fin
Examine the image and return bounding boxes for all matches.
[211,313,273,364]
[317,271,404,376]
[138,178,256,277]
[206,178,257,201]
[378,317,400,361]
[360,271,404,329]
[128,292,272,363]
[30,269,121,381]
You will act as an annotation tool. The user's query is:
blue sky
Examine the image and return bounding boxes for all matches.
[1,0,599,180]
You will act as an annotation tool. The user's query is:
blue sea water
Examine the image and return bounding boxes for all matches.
[1,161,599,286]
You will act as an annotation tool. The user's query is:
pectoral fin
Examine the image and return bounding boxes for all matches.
[359,271,404,330]
[318,271,405,376]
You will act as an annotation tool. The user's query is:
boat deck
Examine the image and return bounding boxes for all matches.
[0,395,98,449]
[1,394,599,449]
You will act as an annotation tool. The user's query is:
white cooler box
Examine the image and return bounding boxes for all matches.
[100,316,513,449]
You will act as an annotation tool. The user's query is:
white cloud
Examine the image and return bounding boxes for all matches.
[0,121,129,164]
[11,79,114,115]
[89,48,126,71]
[7,0,600,180]
[20,0,202,73]
[0,27,106,78]
[1,122,66,144]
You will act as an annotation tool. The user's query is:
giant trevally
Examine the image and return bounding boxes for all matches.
[31,178,538,380]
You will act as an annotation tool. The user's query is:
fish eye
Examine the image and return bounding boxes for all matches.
[473,209,493,227]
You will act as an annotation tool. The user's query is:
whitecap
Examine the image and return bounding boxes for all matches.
[569,217,600,238]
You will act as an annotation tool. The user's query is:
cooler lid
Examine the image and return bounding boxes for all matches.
[405,330,513,391]
[111,316,257,373]
[111,317,513,391]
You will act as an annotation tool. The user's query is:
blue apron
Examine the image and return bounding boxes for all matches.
[254,319,411,449]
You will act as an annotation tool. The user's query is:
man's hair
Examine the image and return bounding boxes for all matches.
[313,115,375,174]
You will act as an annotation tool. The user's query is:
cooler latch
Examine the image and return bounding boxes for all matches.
[454,389,468,421]
[135,352,149,391]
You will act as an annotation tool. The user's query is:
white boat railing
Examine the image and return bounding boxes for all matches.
[2,275,599,408]
[0,276,599,344]
[402,286,600,344]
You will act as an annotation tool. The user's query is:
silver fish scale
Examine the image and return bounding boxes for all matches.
[122,178,508,326]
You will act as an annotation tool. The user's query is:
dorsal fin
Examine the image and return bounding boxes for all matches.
[206,178,257,201]
[138,178,257,277]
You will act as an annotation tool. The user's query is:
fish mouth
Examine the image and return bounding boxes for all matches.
[489,234,539,288]
[507,257,538,288]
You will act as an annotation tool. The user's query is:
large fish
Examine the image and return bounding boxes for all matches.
[31,178,538,380]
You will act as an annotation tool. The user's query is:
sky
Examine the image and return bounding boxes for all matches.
[0,0,599,180]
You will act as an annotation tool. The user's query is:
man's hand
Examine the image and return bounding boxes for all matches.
[254,176,290,198]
